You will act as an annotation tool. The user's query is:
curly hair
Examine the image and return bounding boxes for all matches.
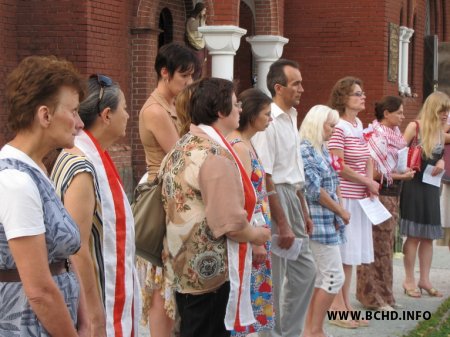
[6,55,85,132]
[328,76,363,115]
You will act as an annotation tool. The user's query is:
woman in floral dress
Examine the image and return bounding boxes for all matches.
[228,88,274,336]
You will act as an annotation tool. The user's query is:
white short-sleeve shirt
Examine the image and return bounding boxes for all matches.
[252,102,305,186]
[0,145,47,240]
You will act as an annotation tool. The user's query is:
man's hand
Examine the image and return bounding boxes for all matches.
[305,216,314,235]
[277,220,295,249]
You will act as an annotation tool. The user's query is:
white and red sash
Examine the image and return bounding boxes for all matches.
[198,124,257,330]
[367,120,406,185]
[75,130,140,337]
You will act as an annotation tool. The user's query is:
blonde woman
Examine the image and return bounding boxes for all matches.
[400,91,449,298]
[300,105,350,337]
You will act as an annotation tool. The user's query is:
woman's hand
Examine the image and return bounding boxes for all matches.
[431,159,445,176]
[401,168,415,180]
[252,244,267,265]
[338,208,351,225]
[251,227,271,246]
[366,178,380,198]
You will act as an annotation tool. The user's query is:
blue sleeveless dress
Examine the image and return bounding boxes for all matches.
[0,158,81,337]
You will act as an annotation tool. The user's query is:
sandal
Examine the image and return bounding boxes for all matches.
[328,318,359,329]
[357,319,369,327]
[403,286,421,298]
[418,286,443,297]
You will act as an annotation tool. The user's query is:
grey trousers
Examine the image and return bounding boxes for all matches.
[270,184,316,337]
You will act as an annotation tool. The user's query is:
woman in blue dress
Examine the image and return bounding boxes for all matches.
[228,88,274,336]
[0,56,86,336]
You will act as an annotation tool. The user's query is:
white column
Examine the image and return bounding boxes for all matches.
[399,26,414,95]
[246,35,289,96]
[398,28,406,93]
[198,25,247,80]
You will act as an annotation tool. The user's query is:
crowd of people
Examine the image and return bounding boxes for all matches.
[0,41,449,337]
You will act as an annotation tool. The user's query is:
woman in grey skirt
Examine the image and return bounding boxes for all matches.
[400,91,450,298]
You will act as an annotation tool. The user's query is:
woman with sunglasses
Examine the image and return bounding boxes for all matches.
[51,74,139,337]
[327,77,379,329]
[0,56,87,336]
[137,42,197,337]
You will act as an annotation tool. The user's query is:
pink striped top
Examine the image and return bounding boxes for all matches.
[328,118,370,199]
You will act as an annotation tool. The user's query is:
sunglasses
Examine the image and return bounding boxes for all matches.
[90,74,113,114]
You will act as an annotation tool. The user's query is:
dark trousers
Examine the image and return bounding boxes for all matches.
[176,282,230,337]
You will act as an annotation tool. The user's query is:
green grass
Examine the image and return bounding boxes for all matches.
[403,296,450,337]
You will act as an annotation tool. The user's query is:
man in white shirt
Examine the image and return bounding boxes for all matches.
[253,59,316,337]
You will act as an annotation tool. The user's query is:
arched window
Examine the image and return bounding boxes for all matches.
[158,8,173,49]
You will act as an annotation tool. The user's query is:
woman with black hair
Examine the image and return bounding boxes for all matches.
[227,88,274,336]
[137,42,196,337]
[356,96,414,311]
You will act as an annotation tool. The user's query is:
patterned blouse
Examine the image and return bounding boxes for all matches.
[161,126,249,295]
[300,140,345,245]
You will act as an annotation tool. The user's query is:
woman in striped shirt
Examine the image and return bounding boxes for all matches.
[51,75,139,337]
[327,77,379,329]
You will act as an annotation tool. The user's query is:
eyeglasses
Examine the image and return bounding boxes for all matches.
[349,91,365,97]
[234,101,243,109]
[90,74,113,114]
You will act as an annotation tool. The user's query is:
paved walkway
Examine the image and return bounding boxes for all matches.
[325,244,450,337]
[139,244,450,337]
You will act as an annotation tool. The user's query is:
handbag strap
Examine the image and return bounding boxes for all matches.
[411,121,420,147]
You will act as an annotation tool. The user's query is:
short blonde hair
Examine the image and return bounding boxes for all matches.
[299,105,340,153]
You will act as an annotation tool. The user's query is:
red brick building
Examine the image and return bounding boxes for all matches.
[1,0,448,194]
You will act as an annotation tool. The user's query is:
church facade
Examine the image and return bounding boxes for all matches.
[0,0,448,192]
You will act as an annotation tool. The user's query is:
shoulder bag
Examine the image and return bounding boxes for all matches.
[132,176,166,267]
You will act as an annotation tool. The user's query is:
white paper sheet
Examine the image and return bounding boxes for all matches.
[358,197,392,225]
[271,234,302,260]
[396,147,409,173]
[422,164,445,187]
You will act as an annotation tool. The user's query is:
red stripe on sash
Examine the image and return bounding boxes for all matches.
[213,127,256,330]
[84,130,129,337]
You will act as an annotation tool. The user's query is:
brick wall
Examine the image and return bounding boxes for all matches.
[254,0,283,35]
[130,0,188,182]
[283,0,426,130]
[235,1,254,91]
[0,1,17,145]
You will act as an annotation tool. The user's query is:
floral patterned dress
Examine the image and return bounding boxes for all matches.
[230,139,274,336]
